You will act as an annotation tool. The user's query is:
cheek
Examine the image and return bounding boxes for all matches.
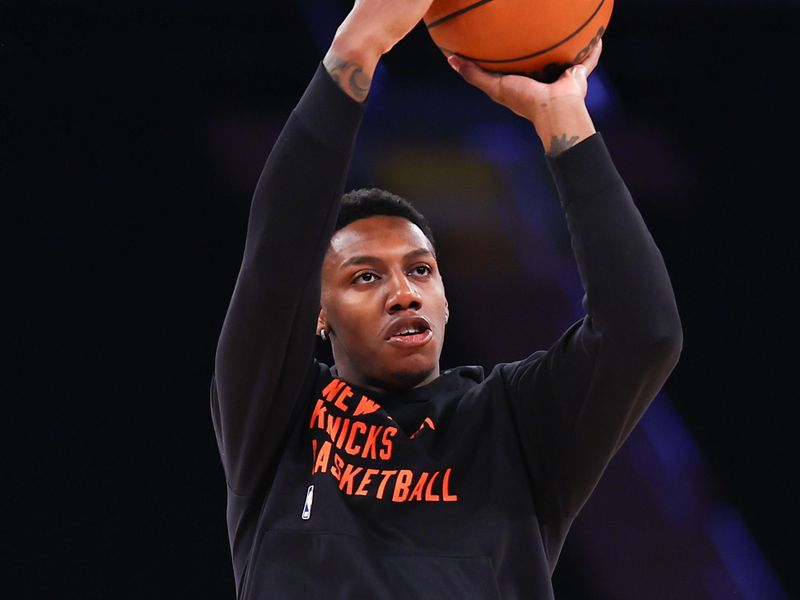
[430,285,448,316]
[326,293,379,336]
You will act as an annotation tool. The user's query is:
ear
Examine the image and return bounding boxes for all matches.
[316,308,327,336]
[444,299,449,325]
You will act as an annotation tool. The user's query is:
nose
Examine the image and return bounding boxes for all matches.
[386,273,422,314]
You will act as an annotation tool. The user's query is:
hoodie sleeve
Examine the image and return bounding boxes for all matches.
[211,63,366,501]
[500,133,683,566]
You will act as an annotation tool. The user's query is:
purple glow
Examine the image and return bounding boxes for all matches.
[640,394,703,481]
[586,68,613,116]
[707,507,787,600]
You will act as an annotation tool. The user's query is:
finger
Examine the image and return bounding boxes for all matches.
[580,38,602,76]
[448,55,502,101]
[562,38,602,84]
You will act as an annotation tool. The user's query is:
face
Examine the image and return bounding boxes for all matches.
[319,215,448,392]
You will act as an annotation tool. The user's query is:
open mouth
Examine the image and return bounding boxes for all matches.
[385,318,433,347]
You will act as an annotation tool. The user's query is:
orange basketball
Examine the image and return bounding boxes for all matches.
[423,0,613,82]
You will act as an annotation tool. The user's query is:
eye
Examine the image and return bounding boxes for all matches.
[353,271,379,284]
[410,264,432,277]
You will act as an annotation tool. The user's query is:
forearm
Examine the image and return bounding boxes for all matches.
[548,134,682,348]
[214,65,366,495]
[507,135,681,522]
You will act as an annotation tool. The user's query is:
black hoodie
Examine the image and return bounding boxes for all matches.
[211,63,682,599]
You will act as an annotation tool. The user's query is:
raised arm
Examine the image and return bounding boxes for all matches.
[211,65,365,499]
[452,42,683,563]
[212,0,436,498]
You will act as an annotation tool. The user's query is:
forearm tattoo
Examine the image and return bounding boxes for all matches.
[324,57,371,102]
[547,134,580,156]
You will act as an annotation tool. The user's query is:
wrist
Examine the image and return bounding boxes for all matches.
[529,100,596,155]
[329,26,384,66]
[324,32,383,102]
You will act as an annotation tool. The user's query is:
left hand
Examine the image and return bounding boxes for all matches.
[448,40,601,153]
[447,39,602,122]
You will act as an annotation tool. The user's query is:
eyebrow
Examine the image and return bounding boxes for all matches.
[339,248,435,269]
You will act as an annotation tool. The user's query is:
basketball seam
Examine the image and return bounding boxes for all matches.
[435,0,607,64]
[426,0,497,30]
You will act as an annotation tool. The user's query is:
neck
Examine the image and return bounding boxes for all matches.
[334,364,440,394]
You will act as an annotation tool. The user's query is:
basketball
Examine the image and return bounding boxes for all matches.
[423,0,613,82]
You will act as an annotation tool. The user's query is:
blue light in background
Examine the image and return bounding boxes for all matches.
[707,507,788,600]
[586,66,613,117]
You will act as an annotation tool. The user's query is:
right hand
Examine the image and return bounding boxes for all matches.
[325,0,435,102]
[335,0,436,58]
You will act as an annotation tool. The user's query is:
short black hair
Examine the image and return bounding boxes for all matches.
[335,188,436,253]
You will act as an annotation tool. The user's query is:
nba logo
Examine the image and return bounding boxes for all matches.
[301,485,314,520]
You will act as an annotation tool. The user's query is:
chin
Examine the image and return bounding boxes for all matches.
[387,363,438,391]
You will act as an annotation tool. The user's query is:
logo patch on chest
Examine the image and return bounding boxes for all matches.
[309,378,460,504]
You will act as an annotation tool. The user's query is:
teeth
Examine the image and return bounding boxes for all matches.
[397,327,421,336]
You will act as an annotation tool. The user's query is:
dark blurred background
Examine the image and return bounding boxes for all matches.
[5,1,798,598]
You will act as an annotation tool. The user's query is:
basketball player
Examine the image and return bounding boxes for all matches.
[211,1,682,597]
